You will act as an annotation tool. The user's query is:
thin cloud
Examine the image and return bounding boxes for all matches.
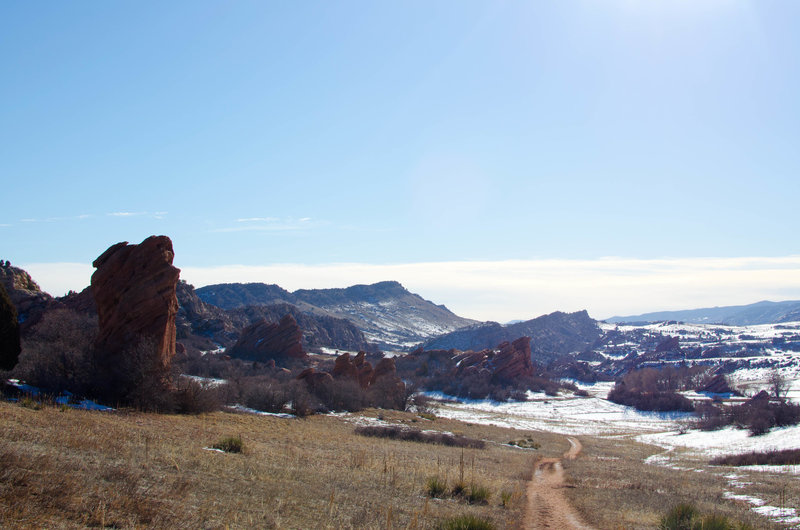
[21,256,800,324]
[236,217,278,223]
[180,256,800,322]
[213,217,318,233]
[106,211,167,219]
[19,214,94,223]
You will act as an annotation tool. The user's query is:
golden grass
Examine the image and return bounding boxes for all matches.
[0,401,559,529]
[5,396,795,529]
[562,435,797,529]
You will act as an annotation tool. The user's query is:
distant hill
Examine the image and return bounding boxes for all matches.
[421,310,601,364]
[606,300,800,326]
[197,280,477,350]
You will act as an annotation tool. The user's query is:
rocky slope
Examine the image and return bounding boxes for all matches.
[176,280,375,353]
[197,280,477,351]
[422,310,601,364]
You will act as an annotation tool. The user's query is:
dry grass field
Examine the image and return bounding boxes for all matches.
[2,396,797,529]
[0,399,568,529]
[563,435,797,529]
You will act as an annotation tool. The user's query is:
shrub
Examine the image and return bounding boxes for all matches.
[508,438,540,449]
[0,283,20,371]
[16,309,97,396]
[435,514,495,530]
[658,503,751,530]
[659,503,698,530]
[608,385,694,412]
[426,476,447,498]
[212,436,243,453]
[499,490,513,508]
[355,425,485,449]
[173,378,222,414]
[241,379,289,413]
[466,484,490,505]
[711,448,800,467]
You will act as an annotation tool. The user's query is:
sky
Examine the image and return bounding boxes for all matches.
[2,1,799,322]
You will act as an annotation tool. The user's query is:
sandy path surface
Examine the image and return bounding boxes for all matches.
[523,437,594,530]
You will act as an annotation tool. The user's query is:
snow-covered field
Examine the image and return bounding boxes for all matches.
[425,374,800,528]
[427,382,689,436]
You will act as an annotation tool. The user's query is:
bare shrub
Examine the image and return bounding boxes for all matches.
[711,448,800,467]
[355,425,485,449]
[173,378,222,414]
[16,309,97,395]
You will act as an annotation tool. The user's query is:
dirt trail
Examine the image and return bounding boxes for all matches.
[523,437,593,530]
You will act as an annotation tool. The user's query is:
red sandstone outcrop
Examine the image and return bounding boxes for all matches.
[296,367,333,392]
[91,236,181,372]
[228,314,306,362]
[699,373,735,395]
[451,336,534,382]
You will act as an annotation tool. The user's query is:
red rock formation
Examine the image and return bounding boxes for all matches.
[491,337,534,382]
[228,314,305,362]
[296,367,333,391]
[92,236,181,371]
[0,261,57,333]
[332,351,378,389]
[699,373,735,395]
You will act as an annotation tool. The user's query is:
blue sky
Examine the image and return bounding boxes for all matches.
[2,1,799,320]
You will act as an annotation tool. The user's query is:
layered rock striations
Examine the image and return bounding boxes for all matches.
[91,236,181,387]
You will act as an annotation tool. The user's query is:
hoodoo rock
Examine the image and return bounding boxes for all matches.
[228,314,306,362]
[91,236,181,386]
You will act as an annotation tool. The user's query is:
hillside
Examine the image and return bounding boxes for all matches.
[421,310,602,364]
[198,280,477,350]
[607,300,800,326]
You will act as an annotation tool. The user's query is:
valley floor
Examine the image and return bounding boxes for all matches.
[1,392,798,529]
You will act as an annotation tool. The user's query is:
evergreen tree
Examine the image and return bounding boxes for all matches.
[0,283,21,370]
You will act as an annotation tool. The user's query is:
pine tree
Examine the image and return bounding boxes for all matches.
[0,283,21,371]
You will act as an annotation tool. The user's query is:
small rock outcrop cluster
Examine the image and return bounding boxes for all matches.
[0,260,54,332]
[91,236,181,395]
[331,351,404,391]
[298,351,406,407]
[228,314,306,362]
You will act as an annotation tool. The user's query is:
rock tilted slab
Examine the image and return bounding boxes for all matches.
[92,236,181,374]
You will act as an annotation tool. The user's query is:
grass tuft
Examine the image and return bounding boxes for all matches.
[435,514,495,530]
[426,476,448,498]
[212,436,243,454]
[466,484,491,505]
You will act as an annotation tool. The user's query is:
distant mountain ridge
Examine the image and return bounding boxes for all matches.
[196,280,477,350]
[421,310,601,364]
[607,300,800,326]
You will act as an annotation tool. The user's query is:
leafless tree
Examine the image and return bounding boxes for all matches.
[768,368,789,401]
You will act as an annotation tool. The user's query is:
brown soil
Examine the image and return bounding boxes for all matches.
[524,437,594,530]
